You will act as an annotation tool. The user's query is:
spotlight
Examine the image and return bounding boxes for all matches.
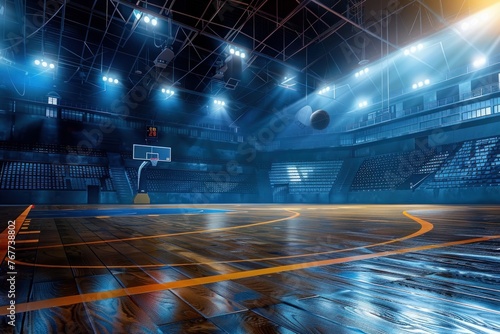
[412,78,430,89]
[214,99,226,106]
[404,43,424,56]
[318,86,331,95]
[133,9,142,20]
[460,13,488,32]
[34,58,55,69]
[228,46,246,58]
[144,16,150,23]
[151,18,158,26]
[103,75,119,85]
[162,88,174,96]
[358,100,368,108]
[473,56,487,68]
[355,67,369,78]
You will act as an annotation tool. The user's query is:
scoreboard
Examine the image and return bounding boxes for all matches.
[146,126,158,141]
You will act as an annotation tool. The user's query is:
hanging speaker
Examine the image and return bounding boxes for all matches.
[224,56,242,82]
[154,48,175,68]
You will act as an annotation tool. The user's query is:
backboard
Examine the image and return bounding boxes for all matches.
[133,144,171,163]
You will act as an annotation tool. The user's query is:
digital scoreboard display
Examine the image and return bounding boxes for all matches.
[146,126,158,140]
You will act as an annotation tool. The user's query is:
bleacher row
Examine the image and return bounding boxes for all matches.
[0,162,66,190]
[0,141,107,157]
[348,136,500,191]
[350,151,433,191]
[0,161,113,191]
[424,137,500,188]
[269,161,343,193]
[417,152,450,174]
[126,168,258,194]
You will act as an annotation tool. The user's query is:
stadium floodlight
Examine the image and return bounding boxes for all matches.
[355,67,369,78]
[318,86,331,95]
[460,12,489,32]
[103,75,119,85]
[161,88,175,96]
[214,99,226,106]
[151,18,158,26]
[358,100,368,108]
[404,43,424,56]
[412,78,430,89]
[34,58,56,69]
[473,56,487,68]
[228,46,246,58]
[144,16,150,23]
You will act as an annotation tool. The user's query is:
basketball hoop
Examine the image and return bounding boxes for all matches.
[150,158,159,167]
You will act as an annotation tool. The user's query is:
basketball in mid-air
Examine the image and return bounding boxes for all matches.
[310,109,330,130]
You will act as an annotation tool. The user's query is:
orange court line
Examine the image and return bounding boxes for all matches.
[4,234,499,315]
[18,231,41,235]
[18,209,301,251]
[15,239,39,244]
[11,210,434,269]
[3,209,493,315]
[0,205,33,261]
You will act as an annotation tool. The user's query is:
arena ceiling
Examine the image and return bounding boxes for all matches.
[1,0,498,130]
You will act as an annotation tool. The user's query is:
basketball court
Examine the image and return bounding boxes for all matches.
[1,204,499,333]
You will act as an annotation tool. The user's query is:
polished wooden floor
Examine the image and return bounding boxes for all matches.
[0,204,499,333]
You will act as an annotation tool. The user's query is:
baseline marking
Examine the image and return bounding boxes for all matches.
[0,205,33,261]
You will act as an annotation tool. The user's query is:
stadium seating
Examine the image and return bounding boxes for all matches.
[350,150,433,191]
[424,137,500,188]
[126,167,257,194]
[0,161,113,191]
[0,141,106,157]
[269,161,343,193]
[0,162,66,190]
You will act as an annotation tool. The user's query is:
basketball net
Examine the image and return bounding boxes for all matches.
[150,158,158,167]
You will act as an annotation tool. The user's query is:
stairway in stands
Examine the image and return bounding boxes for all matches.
[107,153,134,204]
